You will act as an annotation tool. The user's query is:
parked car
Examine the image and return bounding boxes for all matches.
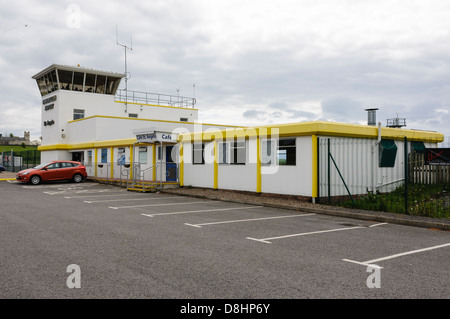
[16,161,87,185]
[0,165,5,172]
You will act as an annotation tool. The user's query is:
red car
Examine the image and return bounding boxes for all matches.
[16,161,87,185]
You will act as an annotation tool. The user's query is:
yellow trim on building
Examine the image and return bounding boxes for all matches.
[179,121,444,143]
[129,145,133,179]
[179,143,184,187]
[311,135,318,198]
[94,147,98,178]
[256,137,261,193]
[68,114,244,129]
[38,138,137,151]
[110,147,114,179]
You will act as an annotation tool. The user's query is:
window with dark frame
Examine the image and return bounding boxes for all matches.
[73,109,85,120]
[277,138,296,166]
[193,143,205,165]
[219,142,228,164]
[231,140,246,165]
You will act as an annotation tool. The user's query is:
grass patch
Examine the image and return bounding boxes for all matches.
[338,183,450,219]
[0,145,39,152]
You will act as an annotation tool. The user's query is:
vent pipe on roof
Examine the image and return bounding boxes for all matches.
[365,108,379,126]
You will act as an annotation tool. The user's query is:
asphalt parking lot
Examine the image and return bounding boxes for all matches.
[0,180,449,299]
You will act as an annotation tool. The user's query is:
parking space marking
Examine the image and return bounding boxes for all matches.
[44,189,125,195]
[109,201,207,210]
[64,191,137,199]
[84,196,182,204]
[343,242,450,268]
[185,213,316,228]
[22,183,101,189]
[141,205,263,217]
[246,223,388,244]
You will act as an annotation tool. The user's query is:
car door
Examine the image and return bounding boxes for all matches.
[60,162,75,179]
[40,162,62,181]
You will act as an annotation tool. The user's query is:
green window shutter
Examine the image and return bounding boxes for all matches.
[379,139,398,167]
[411,141,425,153]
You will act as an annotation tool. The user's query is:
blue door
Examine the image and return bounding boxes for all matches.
[165,145,177,182]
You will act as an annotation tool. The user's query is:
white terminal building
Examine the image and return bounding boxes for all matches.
[33,64,444,201]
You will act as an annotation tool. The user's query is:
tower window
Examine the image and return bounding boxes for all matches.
[73,109,85,120]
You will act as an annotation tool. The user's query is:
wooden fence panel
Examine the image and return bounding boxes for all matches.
[409,153,450,184]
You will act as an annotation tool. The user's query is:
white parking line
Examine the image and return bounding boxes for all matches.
[343,243,450,267]
[22,183,100,189]
[84,196,182,203]
[109,201,204,210]
[45,189,123,195]
[185,213,316,228]
[64,191,137,199]
[247,224,385,244]
[141,205,263,217]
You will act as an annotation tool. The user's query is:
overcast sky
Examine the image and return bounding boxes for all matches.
[1,0,449,144]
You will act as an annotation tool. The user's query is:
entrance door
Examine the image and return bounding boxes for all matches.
[72,152,84,163]
[165,145,177,182]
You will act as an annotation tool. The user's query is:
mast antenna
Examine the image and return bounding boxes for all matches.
[116,26,133,113]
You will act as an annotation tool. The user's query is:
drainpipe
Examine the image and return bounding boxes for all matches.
[372,122,382,193]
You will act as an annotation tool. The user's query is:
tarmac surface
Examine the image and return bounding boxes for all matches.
[2,170,449,231]
[162,187,450,231]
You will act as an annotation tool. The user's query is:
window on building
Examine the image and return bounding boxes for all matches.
[138,147,147,164]
[84,73,96,93]
[48,70,58,92]
[117,148,126,165]
[36,76,48,96]
[72,72,85,91]
[43,73,54,95]
[219,142,229,164]
[101,148,108,163]
[105,77,121,95]
[277,138,296,165]
[230,140,246,165]
[73,109,85,120]
[57,69,73,90]
[95,75,106,94]
[193,143,205,164]
[157,146,162,161]
[128,113,138,118]
[261,139,276,165]
[87,150,93,165]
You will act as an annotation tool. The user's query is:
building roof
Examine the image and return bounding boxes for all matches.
[179,120,444,143]
[31,64,126,79]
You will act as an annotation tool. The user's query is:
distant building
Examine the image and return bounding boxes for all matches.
[0,131,38,146]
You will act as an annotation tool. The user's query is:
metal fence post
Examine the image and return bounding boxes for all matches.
[404,136,408,214]
[327,138,331,205]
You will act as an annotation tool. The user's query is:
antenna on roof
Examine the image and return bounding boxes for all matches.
[116,25,133,113]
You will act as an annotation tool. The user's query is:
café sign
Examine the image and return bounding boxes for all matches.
[133,128,178,143]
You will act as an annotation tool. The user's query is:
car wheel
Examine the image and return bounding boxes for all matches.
[30,175,41,185]
[73,173,83,183]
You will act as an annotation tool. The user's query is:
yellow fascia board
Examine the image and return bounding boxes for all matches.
[38,138,137,151]
[179,121,444,143]
[179,127,276,143]
[69,115,244,129]
[115,100,199,111]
